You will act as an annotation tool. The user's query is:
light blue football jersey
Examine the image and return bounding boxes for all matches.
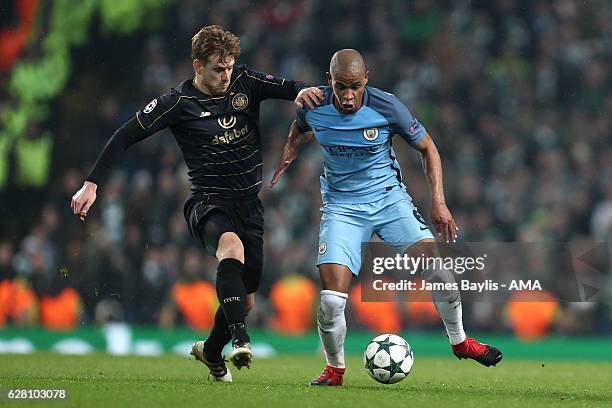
[296,86,427,204]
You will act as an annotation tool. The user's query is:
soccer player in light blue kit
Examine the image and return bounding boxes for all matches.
[271,49,502,386]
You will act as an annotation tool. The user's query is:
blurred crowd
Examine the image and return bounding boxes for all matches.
[1,0,611,338]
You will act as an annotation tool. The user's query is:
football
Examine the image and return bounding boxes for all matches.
[363,334,414,384]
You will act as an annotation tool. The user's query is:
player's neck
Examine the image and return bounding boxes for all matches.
[192,77,214,96]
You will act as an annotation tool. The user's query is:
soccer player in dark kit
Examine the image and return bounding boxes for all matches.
[71,25,323,382]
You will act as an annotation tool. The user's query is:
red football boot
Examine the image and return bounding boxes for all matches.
[309,365,345,386]
[452,337,503,367]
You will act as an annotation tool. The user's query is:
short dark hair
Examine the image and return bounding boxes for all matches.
[191,25,240,63]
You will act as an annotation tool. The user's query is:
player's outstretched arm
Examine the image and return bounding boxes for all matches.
[270,120,313,187]
[70,116,155,222]
[245,69,323,108]
[412,132,458,243]
[71,92,181,222]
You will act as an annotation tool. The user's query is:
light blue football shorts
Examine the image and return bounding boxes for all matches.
[317,187,435,275]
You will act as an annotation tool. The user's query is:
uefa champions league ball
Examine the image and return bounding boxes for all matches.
[364,334,413,384]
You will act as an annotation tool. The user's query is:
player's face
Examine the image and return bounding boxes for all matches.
[194,54,234,96]
[327,70,369,114]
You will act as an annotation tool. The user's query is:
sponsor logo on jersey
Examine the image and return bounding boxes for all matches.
[211,125,251,145]
[143,99,157,113]
[318,242,327,255]
[363,128,379,141]
[218,114,237,129]
[231,93,248,110]
[200,111,211,117]
[321,144,381,157]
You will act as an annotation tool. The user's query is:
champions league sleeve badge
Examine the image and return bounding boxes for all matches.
[143,98,157,113]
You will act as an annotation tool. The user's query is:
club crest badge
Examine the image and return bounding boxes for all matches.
[318,242,327,255]
[232,93,248,110]
[143,99,157,113]
[363,128,379,141]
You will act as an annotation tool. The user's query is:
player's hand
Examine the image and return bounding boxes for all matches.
[71,181,98,221]
[295,87,324,109]
[431,201,458,244]
[270,144,297,188]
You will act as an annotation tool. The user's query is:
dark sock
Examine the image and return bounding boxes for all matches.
[229,322,250,344]
[216,258,247,327]
[204,307,232,360]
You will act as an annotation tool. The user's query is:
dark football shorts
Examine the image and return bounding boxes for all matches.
[186,197,263,294]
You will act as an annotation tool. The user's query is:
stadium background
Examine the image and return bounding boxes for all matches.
[1,0,611,356]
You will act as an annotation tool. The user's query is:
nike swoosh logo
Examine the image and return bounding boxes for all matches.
[419,226,429,231]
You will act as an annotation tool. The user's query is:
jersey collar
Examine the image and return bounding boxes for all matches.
[362,86,370,108]
[170,79,201,98]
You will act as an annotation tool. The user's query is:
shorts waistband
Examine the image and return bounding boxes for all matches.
[196,195,261,207]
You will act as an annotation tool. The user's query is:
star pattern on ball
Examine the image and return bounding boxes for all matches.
[365,355,376,371]
[388,357,404,374]
[374,336,393,351]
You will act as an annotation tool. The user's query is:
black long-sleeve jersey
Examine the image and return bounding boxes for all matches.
[86,65,306,218]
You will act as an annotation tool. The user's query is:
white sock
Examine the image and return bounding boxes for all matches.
[317,290,348,368]
[434,299,467,345]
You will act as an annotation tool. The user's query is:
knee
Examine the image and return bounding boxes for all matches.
[216,232,244,263]
[317,290,348,326]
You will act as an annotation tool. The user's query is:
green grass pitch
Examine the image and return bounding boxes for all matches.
[0,353,610,407]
